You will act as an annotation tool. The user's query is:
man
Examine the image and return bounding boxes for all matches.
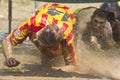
[100,1,120,20]
[100,2,120,47]
[81,9,115,50]
[2,3,77,68]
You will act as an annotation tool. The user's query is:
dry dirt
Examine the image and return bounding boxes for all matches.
[0,0,120,80]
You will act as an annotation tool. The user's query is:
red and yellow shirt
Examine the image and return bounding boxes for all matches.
[7,3,76,65]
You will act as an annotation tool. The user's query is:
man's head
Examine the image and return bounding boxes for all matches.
[106,6,118,22]
[91,9,107,30]
[35,24,63,47]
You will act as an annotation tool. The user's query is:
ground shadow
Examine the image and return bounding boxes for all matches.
[0,64,102,79]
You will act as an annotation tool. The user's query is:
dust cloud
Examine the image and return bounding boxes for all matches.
[76,39,120,79]
[74,7,120,79]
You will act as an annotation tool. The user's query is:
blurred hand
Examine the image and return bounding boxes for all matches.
[52,65,77,72]
[33,39,39,46]
[5,58,20,67]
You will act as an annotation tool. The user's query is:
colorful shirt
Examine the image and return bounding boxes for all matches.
[7,3,76,65]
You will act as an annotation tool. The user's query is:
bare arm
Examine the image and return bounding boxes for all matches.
[2,20,30,67]
[2,38,14,60]
[2,38,20,67]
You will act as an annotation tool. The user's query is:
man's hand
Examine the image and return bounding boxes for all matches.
[90,36,101,50]
[52,65,77,72]
[5,58,20,67]
[33,39,40,47]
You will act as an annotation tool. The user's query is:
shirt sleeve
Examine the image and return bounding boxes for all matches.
[104,22,114,41]
[60,9,77,65]
[6,20,29,46]
[61,30,77,65]
[103,22,115,48]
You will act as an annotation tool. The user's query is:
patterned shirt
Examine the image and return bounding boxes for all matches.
[6,3,76,65]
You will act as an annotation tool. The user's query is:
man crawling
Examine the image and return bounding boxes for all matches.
[81,9,116,50]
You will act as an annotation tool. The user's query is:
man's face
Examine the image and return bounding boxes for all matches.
[91,15,106,30]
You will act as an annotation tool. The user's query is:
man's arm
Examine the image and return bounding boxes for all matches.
[103,22,116,49]
[2,20,29,67]
[62,31,77,66]
[2,38,14,60]
[113,20,120,45]
[2,38,20,67]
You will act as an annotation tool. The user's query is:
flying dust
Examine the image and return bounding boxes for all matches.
[74,7,120,79]
[76,39,120,79]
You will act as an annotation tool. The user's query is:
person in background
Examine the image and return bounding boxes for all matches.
[100,1,120,20]
[2,3,77,70]
[100,1,120,46]
[81,9,116,50]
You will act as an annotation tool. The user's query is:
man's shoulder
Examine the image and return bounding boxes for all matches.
[105,21,112,31]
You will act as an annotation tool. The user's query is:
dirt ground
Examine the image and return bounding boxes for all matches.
[0,0,120,80]
[0,43,104,80]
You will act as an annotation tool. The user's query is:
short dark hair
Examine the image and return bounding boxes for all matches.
[92,9,108,19]
[106,7,117,21]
